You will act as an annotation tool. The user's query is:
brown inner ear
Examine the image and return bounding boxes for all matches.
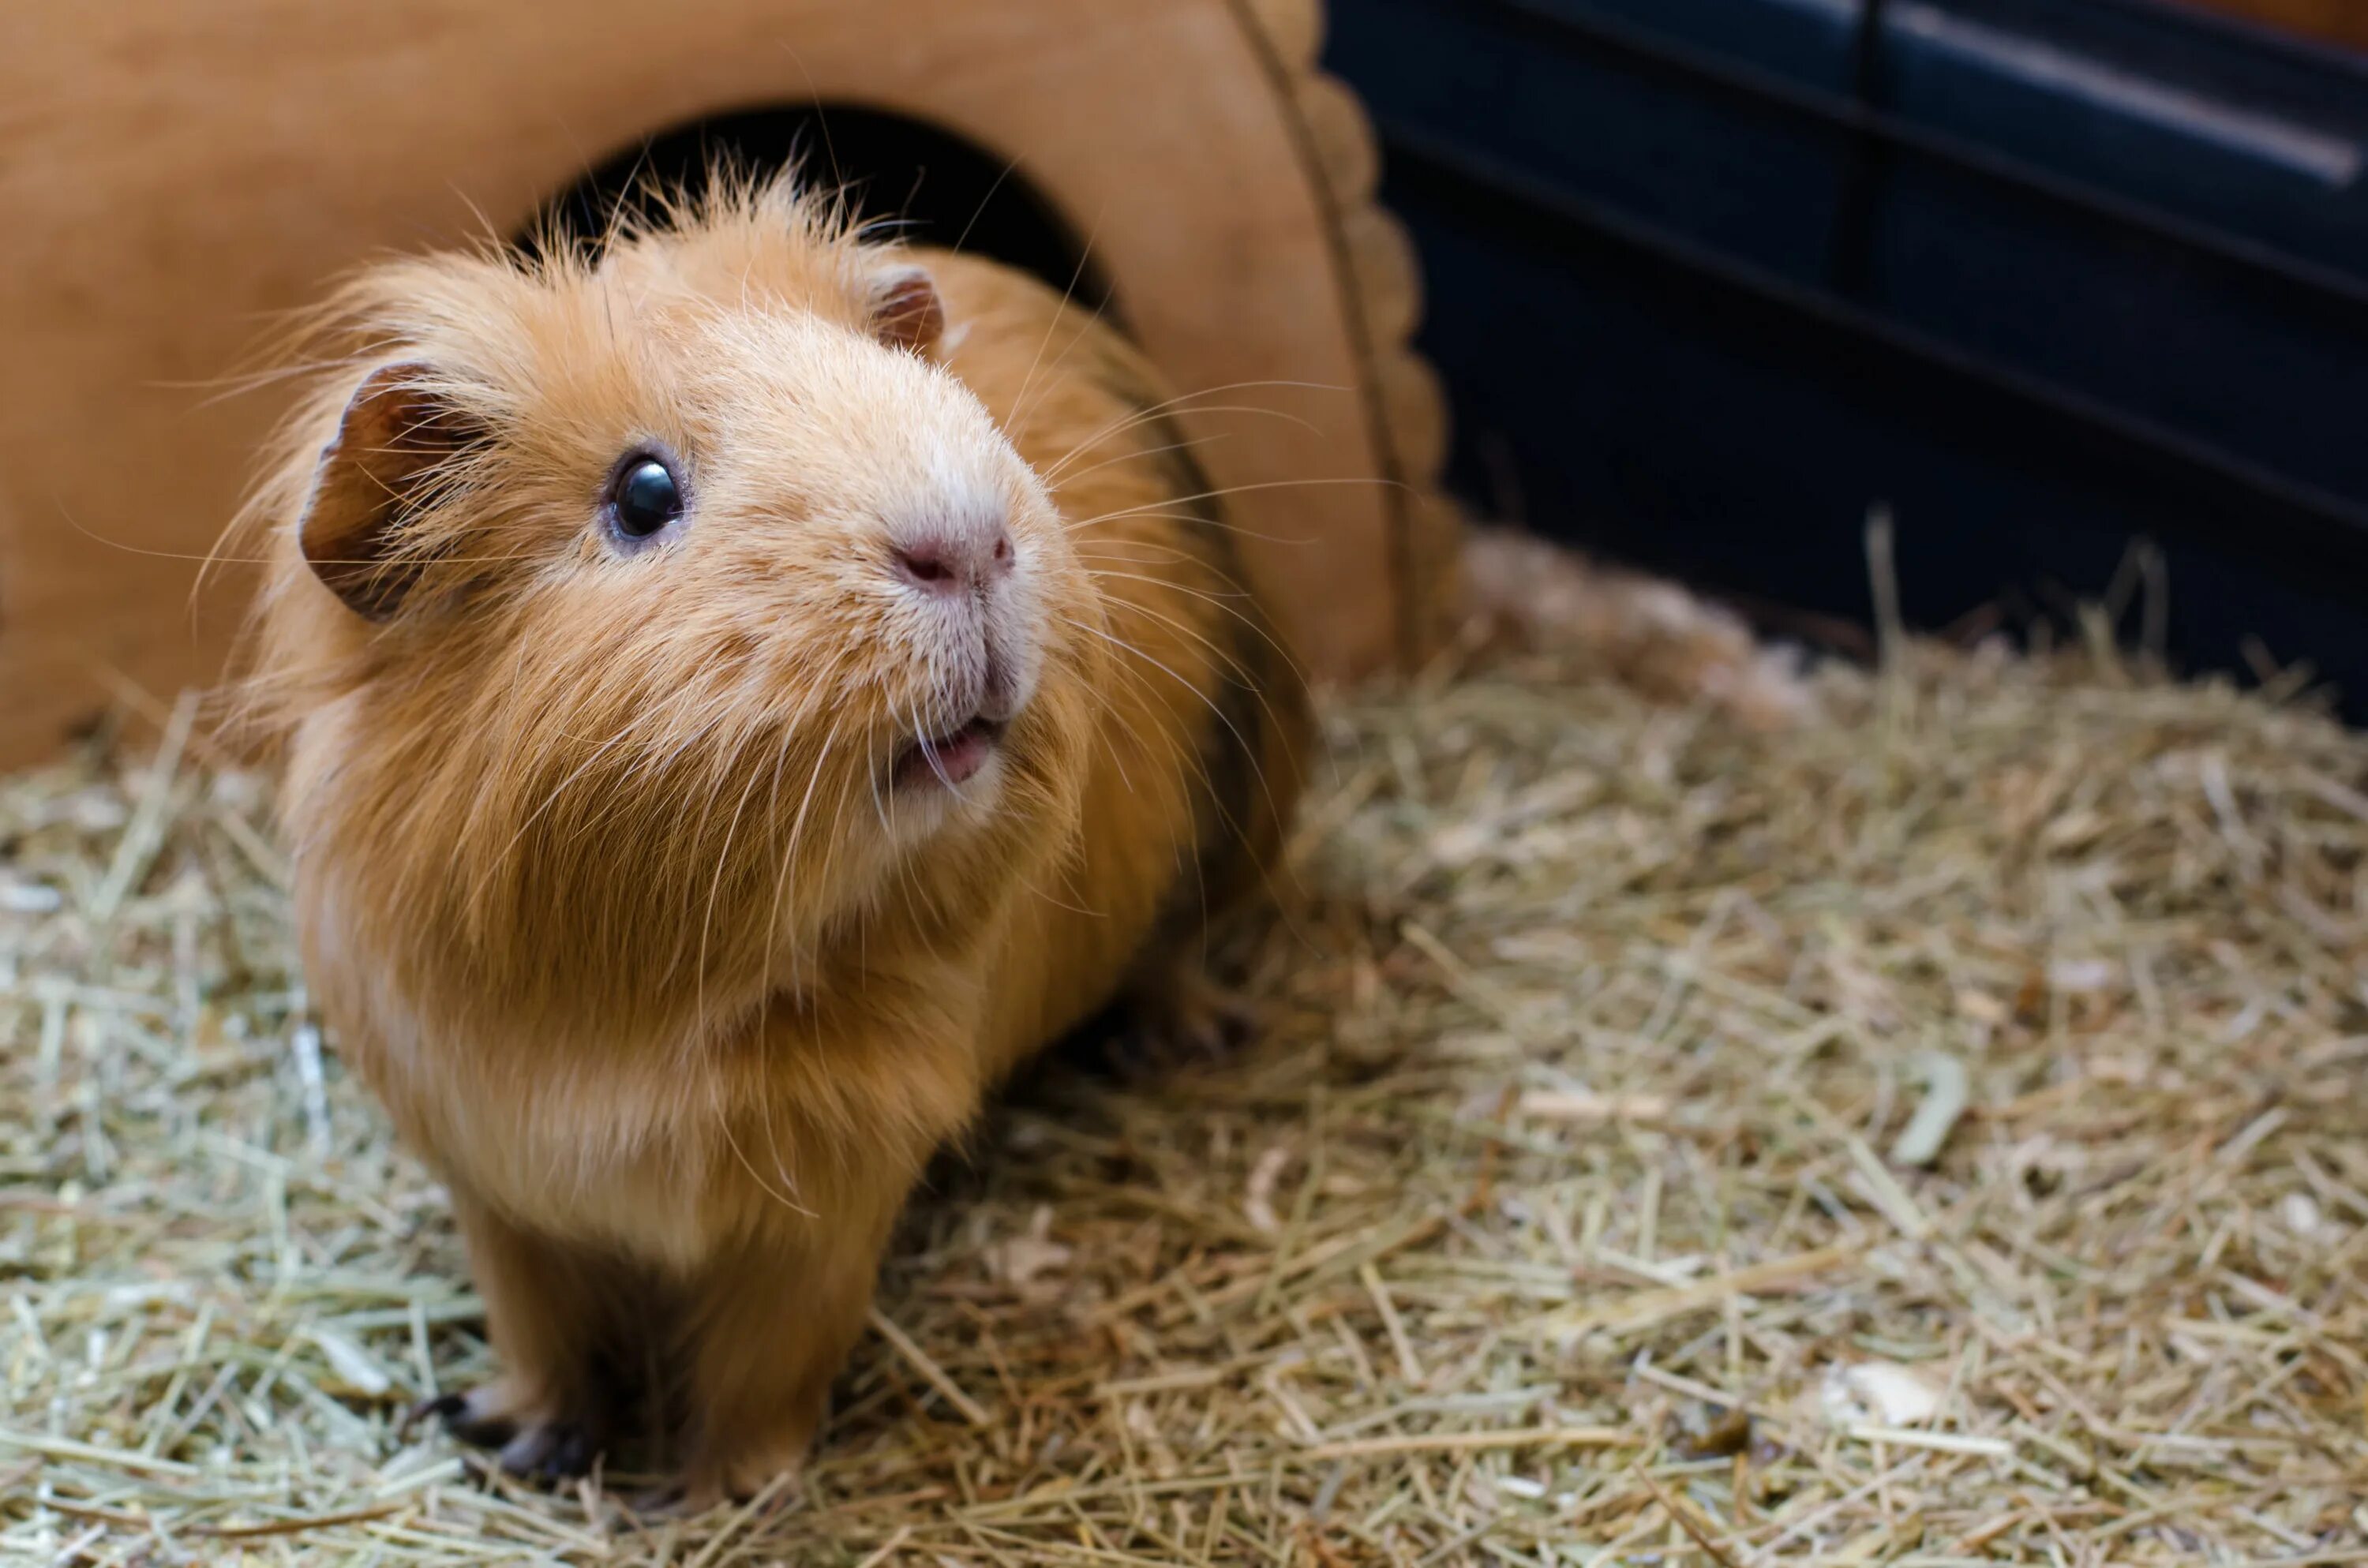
[299,362,474,621]
[870,266,945,356]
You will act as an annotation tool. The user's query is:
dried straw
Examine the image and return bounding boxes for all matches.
[3,622,2364,1565]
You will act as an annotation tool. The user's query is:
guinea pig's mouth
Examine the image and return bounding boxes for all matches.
[894,715,1006,791]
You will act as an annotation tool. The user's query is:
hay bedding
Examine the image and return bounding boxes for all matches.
[2,631,2365,1567]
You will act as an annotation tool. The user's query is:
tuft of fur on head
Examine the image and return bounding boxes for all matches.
[235,174,1106,1047]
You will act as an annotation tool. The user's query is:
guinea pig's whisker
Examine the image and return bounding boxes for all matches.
[1100,592,1308,755]
[1004,219,1111,434]
[628,702,741,793]
[465,723,646,911]
[1086,709,1140,796]
[68,508,549,573]
[721,1125,816,1220]
[1036,402,1310,488]
[690,750,773,1044]
[1041,436,1218,494]
[1058,476,1406,546]
[750,726,799,1001]
[946,152,1025,261]
[714,1079,819,1223]
[1065,511,1288,547]
[1068,541,1201,567]
[172,356,383,410]
[879,727,929,929]
[865,714,897,844]
[770,718,846,952]
[918,735,956,792]
[1100,593,1278,711]
[1079,651,1242,856]
[1014,863,1107,921]
[470,687,747,919]
[1083,569,1311,694]
[1058,613,1287,859]
[1071,547,1253,584]
[1034,381,1342,484]
[751,1085,819,1221]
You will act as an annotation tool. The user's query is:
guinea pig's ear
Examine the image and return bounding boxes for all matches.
[298,362,478,621]
[867,264,946,356]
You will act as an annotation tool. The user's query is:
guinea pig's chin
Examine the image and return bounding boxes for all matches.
[882,743,1007,844]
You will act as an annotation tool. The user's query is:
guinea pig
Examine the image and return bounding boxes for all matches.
[236,175,1309,1502]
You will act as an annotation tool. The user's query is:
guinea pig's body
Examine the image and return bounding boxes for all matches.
[241,183,1305,1499]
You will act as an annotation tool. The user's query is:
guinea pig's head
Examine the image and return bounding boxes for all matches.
[248,181,1104,1028]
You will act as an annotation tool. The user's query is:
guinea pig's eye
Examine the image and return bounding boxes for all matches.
[609,456,684,541]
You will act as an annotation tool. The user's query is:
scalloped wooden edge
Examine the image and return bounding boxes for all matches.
[1245,0,1325,72]
[1233,0,1466,668]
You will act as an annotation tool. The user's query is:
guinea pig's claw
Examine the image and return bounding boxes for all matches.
[1104,982,1263,1082]
[495,1420,598,1482]
[1192,989,1264,1055]
[626,1481,690,1517]
[401,1390,474,1441]
[409,1383,603,1488]
[407,1385,530,1452]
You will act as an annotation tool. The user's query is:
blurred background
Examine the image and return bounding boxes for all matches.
[1327,0,2368,711]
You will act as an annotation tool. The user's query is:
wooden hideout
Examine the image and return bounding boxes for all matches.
[0,1,1459,768]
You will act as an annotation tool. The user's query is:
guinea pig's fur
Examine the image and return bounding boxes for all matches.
[237,177,1307,1500]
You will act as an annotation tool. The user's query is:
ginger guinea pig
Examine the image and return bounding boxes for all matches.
[238,178,1308,1501]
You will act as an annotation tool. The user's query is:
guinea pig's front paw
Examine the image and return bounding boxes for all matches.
[407,1386,515,1449]
[489,1416,602,1482]
[410,1383,604,1483]
[1104,971,1263,1082]
[678,1444,807,1514]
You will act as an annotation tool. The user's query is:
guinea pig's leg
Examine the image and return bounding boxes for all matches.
[678,1209,901,1506]
[1102,949,1265,1081]
[419,1191,615,1480]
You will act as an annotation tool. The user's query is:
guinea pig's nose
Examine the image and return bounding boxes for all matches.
[893,523,1015,597]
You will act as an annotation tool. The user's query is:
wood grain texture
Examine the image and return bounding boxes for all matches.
[1223,0,1461,669]
[0,0,1458,765]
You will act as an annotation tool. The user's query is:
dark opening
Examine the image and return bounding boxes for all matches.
[527,104,1115,316]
